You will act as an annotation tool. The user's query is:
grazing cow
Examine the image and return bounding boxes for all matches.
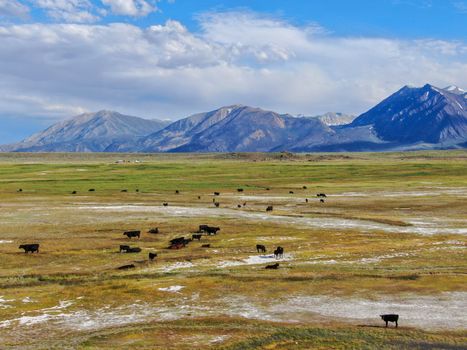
[71,190,77,194]
[88,188,95,192]
[214,192,220,196]
[199,225,220,235]
[148,228,159,234]
[305,198,308,203]
[237,188,244,192]
[19,244,39,253]
[303,186,307,189]
[243,202,247,207]
[149,252,157,261]
[289,191,294,194]
[274,246,284,259]
[118,264,135,270]
[214,202,220,207]
[169,237,191,249]
[192,234,202,241]
[119,245,130,253]
[207,226,220,235]
[136,189,139,192]
[163,203,168,206]
[198,196,201,199]
[237,204,242,208]
[380,314,399,328]
[201,244,211,248]
[126,247,142,253]
[320,199,325,203]
[175,190,179,194]
[121,189,128,192]
[266,205,273,212]
[123,230,141,239]
[265,263,279,269]
[256,244,266,253]
[17,188,23,192]
[316,193,327,197]
[266,188,270,191]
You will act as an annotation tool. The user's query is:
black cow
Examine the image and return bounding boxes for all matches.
[149,252,157,261]
[303,186,307,189]
[265,263,279,269]
[305,198,308,203]
[274,246,284,259]
[266,205,273,212]
[199,225,220,235]
[19,244,39,253]
[118,264,135,270]
[381,314,399,328]
[201,244,211,248]
[17,188,23,192]
[237,204,242,208]
[121,189,128,192]
[266,188,270,191]
[123,231,140,239]
[119,245,130,253]
[169,237,191,249]
[192,234,202,241]
[175,190,179,194]
[237,188,244,192]
[163,202,168,206]
[198,196,201,199]
[320,199,325,203]
[289,191,294,194]
[72,191,77,194]
[256,244,266,253]
[317,193,327,197]
[136,189,139,192]
[88,188,95,192]
[214,192,220,196]
[243,202,247,207]
[127,247,142,253]
[214,202,220,207]
[148,228,159,234]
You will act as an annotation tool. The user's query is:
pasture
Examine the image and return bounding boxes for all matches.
[0,151,466,349]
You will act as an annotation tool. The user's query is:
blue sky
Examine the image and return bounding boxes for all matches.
[0,0,466,143]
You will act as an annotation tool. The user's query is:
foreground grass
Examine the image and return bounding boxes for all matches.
[0,151,466,348]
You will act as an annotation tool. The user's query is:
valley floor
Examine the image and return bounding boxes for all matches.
[0,151,466,349]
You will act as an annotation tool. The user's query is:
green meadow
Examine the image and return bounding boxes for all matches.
[0,151,466,349]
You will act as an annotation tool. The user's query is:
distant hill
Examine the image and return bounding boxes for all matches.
[1,84,466,153]
[3,110,169,152]
[308,112,356,126]
[135,105,334,152]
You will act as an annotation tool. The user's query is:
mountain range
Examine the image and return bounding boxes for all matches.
[1,84,466,153]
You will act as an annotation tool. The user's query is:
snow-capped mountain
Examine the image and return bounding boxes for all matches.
[351,84,467,145]
[1,84,466,153]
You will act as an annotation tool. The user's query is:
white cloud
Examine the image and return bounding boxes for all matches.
[32,0,99,23]
[101,0,157,17]
[0,11,465,133]
[0,0,29,19]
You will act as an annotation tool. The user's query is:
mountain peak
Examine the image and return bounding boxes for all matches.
[352,84,467,144]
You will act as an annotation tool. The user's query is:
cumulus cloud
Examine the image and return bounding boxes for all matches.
[32,0,99,23]
[101,0,157,17]
[0,11,465,134]
[0,0,29,19]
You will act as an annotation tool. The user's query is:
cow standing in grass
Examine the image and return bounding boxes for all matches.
[123,231,140,239]
[381,314,399,328]
[19,244,39,253]
[274,246,284,259]
[256,244,266,253]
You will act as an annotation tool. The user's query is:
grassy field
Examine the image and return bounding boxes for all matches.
[0,151,466,349]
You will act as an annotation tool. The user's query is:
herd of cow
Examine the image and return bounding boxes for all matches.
[14,188,401,328]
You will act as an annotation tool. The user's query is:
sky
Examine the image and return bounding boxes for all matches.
[0,0,466,143]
